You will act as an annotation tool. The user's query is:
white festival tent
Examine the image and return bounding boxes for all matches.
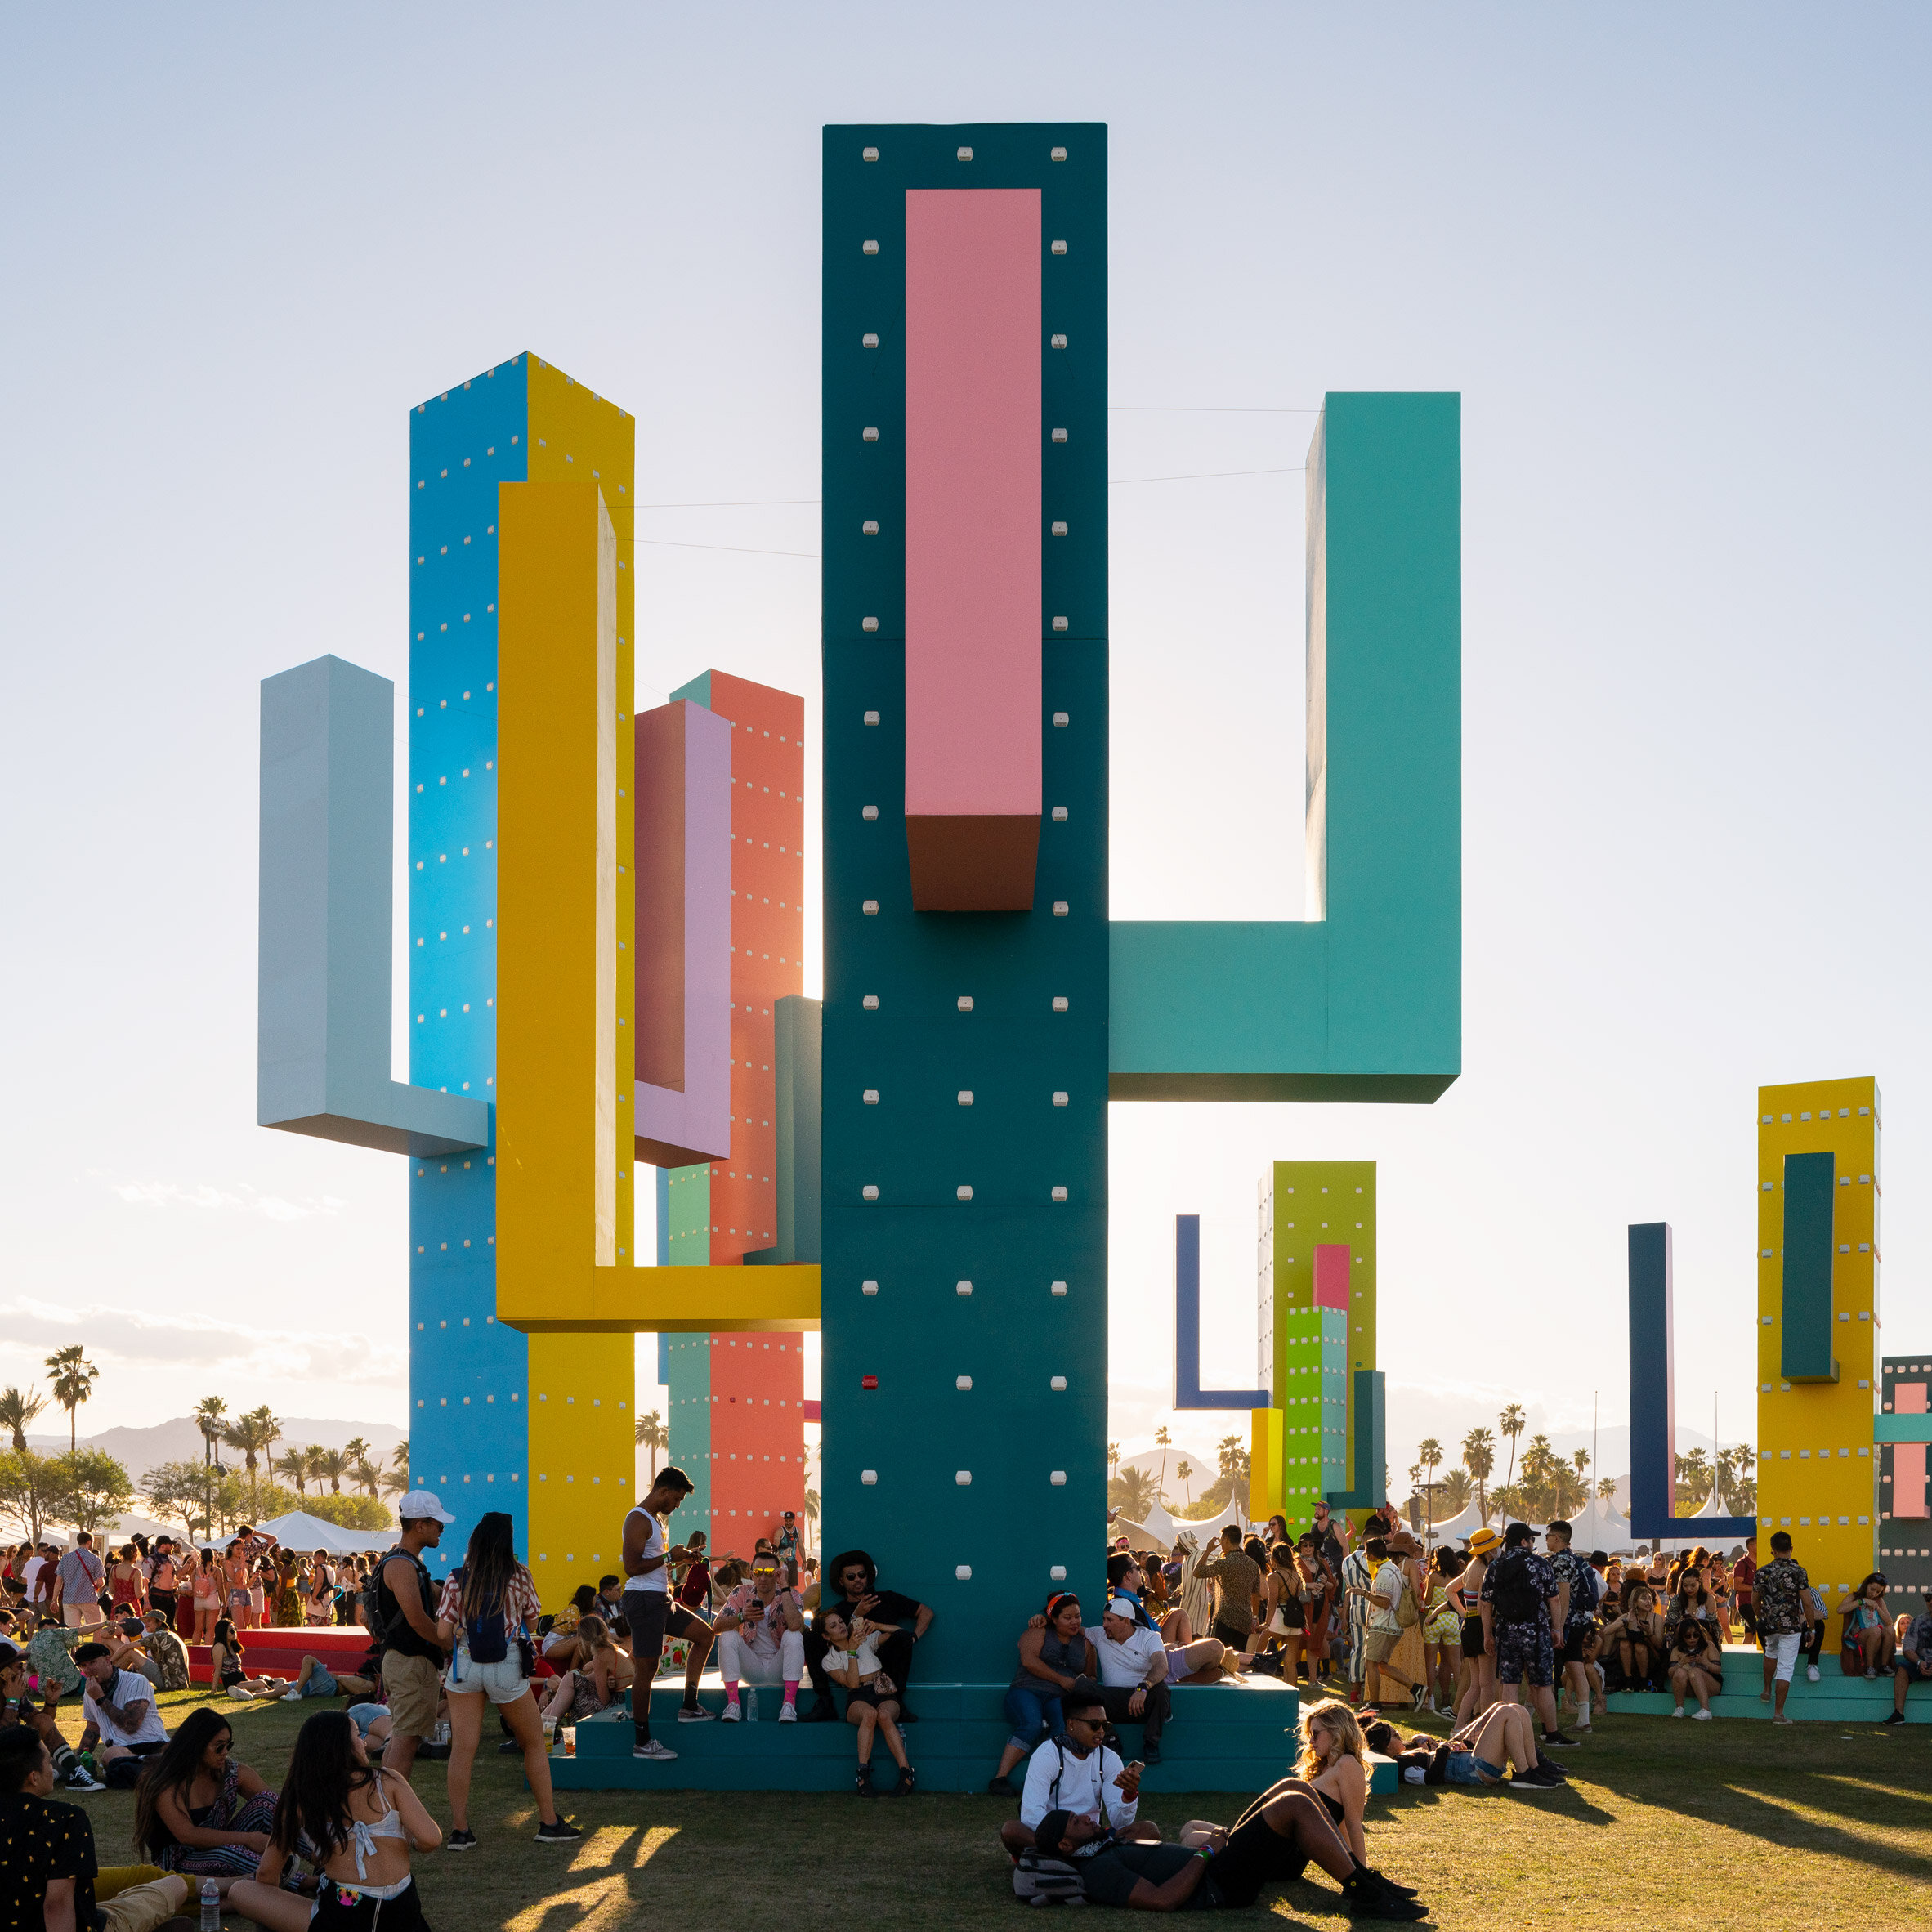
[1113,1500,1181,1550]
[253,1510,400,1557]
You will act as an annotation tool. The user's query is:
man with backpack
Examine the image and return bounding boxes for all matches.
[1479,1522,1580,1749]
[374,1490,456,1780]
[1544,1521,1600,1733]
[1013,1691,1144,1845]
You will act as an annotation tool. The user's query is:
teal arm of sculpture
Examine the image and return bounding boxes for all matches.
[1108,393,1460,1102]
[258,655,490,1157]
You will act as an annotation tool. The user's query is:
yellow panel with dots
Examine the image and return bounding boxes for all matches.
[1757,1077,1881,1606]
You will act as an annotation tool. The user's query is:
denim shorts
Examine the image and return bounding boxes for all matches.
[301,1665,338,1698]
[445,1649,531,1705]
[346,1702,388,1737]
[1445,1753,1503,1787]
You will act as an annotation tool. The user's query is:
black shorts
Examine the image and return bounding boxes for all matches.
[1461,1616,1485,1659]
[103,1739,165,1790]
[311,1877,430,1931]
[1211,1620,1250,1652]
[845,1684,895,1712]
[624,1590,708,1659]
[1202,1807,1309,1907]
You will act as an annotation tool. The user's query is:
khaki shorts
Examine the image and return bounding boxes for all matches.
[1364,1630,1401,1665]
[99,1876,187,1932]
[382,1649,443,1739]
[63,1603,105,1629]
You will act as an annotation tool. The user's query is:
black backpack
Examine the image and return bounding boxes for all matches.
[1489,1550,1541,1623]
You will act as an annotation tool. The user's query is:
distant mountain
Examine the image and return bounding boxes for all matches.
[25,1416,406,1474]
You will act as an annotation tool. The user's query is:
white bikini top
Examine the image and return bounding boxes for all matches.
[343,1773,409,1885]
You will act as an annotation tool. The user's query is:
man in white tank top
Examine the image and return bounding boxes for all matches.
[620,1466,716,1760]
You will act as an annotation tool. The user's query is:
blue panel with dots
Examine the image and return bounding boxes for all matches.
[408,359,530,1559]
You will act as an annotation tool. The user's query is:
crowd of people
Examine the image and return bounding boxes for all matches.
[7,1478,1932,1927]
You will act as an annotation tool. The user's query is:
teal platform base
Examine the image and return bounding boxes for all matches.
[1604,1647,1932,1724]
[550,1675,1313,1794]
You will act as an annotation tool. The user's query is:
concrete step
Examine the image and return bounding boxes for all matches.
[1603,1644,1931,1722]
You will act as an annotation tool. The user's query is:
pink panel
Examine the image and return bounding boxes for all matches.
[904,188,1041,821]
[1896,1446,1928,1520]
[1313,1244,1351,1312]
[1899,1382,1929,1414]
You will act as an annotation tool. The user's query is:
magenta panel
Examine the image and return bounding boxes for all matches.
[904,188,1041,821]
[633,700,731,1166]
[1313,1244,1351,1313]
[1899,1382,1929,1520]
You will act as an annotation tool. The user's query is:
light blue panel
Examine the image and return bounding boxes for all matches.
[1874,1415,1932,1443]
[665,1334,714,1533]
[407,358,530,1566]
[257,655,490,1156]
[1107,394,1460,1103]
[771,995,821,1266]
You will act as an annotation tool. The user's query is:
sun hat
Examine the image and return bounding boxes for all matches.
[1467,1527,1502,1558]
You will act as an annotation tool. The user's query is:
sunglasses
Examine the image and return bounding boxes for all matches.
[1066,1714,1107,1729]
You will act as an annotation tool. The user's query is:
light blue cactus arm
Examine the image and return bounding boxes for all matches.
[257,654,490,1157]
[1108,393,1461,1102]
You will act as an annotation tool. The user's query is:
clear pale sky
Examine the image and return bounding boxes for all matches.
[2,7,1927,1495]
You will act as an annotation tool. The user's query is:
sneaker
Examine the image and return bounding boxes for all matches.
[897,1705,919,1724]
[60,1768,105,1793]
[1542,1730,1581,1746]
[1773,1714,1793,1726]
[1691,1708,1713,1721]
[1509,1768,1562,1791]
[721,1700,742,1723]
[1866,1668,1878,1680]
[778,1702,798,1724]
[1345,1873,1430,1921]
[678,1705,716,1724]
[986,1774,1013,1795]
[633,1739,678,1760]
[1532,1756,1569,1780]
[1806,1665,1821,1683]
[802,1697,839,1722]
[447,1829,479,1853]
[1884,1711,1907,1726]
[1670,1707,1685,1719]
[1362,1870,1420,1898]
[1760,1689,1772,1704]
[280,1689,305,1702]
[535,1818,583,1844]
[1141,1743,1161,1765]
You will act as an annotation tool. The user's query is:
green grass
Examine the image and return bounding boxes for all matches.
[65,1692,1932,1929]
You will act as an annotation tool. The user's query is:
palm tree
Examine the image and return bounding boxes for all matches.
[1107,1442,1121,1479]
[0,1385,47,1454]
[1152,1425,1173,1505]
[1175,1460,1195,1509]
[1114,1466,1158,1521]
[222,1405,281,1514]
[1438,1469,1473,1514]
[45,1346,98,1452]
[1497,1405,1527,1496]
[381,1464,409,1501]
[312,1448,351,1496]
[194,1398,229,1467]
[1596,1476,1618,1503]
[803,1488,820,1542]
[348,1457,383,1498]
[271,1446,311,1496]
[634,1410,667,1480]
[1417,1438,1444,1529]
[1461,1427,1496,1521]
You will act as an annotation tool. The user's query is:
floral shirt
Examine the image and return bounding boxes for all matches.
[26,1622,83,1697]
[1480,1549,1559,1635]
[1548,1549,1595,1635]
[1752,1556,1810,1637]
[719,1583,803,1657]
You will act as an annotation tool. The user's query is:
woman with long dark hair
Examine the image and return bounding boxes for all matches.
[432,1509,579,1851]
[228,1709,440,1930]
[133,1706,280,1885]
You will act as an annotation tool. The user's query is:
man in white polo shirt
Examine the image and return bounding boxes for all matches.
[1080,1594,1174,1765]
[74,1640,168,1789]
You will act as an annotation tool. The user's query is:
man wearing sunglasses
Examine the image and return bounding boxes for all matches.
[1009,1695,1145,1851]
[1885,1590,1932,1725]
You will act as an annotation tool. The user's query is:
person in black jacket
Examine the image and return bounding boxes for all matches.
[802,1551,932,1723]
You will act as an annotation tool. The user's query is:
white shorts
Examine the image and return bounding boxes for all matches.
[1764,1630,1803,1683]
[445,1649,532,1705]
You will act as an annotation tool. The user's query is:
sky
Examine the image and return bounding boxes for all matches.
[2,6,1929,1500]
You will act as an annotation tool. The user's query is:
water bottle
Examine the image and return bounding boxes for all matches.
[199,1879,221,1930]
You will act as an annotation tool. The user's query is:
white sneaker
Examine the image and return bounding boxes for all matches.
[778,1702,798,1723]
[1671,1706,1685,1717]
[721,1701,742,1723]
[280,1689,305,1702]
[678,1704,716,1723]
[1692,1708,1713,1720]
[1806,1665,1821,1683]
[633,1739,678,1760]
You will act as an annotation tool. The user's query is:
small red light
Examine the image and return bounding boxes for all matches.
[861,1375,879,1390]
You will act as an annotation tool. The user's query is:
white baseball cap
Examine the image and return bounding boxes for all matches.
[1107,1595,1139,1620]
[396,1490,457,1525]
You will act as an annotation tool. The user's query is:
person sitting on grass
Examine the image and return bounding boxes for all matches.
[1667,1613,1724,1720]
[141,1608,192,1692]
[1885,1592,1932,1726]
[1040,1751,1429,1918]
[22,1607,85,1713]
[133,1706,285,1890]
[1365,1702,1565,1791]
[1004,1692,1149,1853]
[0,1638,102,1790]
[817,1608,915,1796]
[1836,1573,1896,1679]
[75,1640,169,1790]
[0,1727,190,1932]
[228,1709,441,1932]
[209,1617,294,1699]
[277,1652,379,1704]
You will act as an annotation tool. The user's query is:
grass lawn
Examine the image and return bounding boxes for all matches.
[63,1692,1932,1929]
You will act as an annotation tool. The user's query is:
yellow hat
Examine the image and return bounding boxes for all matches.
[1467,1527,1502,1558]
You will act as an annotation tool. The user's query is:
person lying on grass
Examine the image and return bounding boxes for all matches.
[1365,1702,1564,1791]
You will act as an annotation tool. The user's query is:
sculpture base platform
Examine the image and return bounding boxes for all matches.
[550,1673,1339,1794]
[1604,1646,1932,1724]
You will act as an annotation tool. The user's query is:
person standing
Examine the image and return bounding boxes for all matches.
[145,1540,178,1634]
[54,1535,106,1630]
[1543,1521,1599,1733]
[1753,1530,1809,1724]
[1453,1527,1500,1722]
[1193,1525,1263,1655]
[620,1465,717,1760]
[770,1510,803,1586]
[433,1510,579,1850]
[1478,1523,1578,1748]
[1733,1536,1758,1639]
[373,1491,456,1780]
